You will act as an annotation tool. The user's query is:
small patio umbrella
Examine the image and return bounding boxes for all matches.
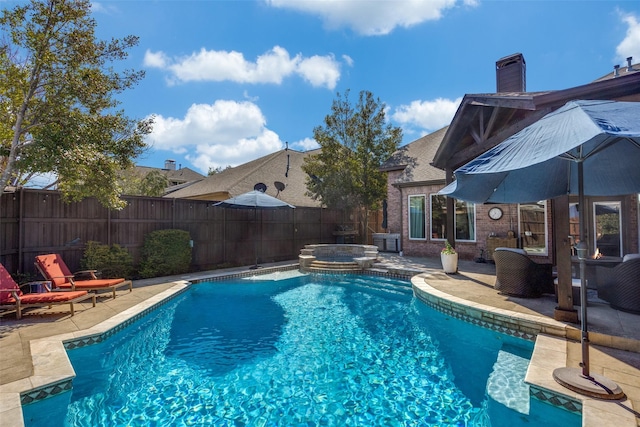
[214,190,295,269]
[440,99,640,399]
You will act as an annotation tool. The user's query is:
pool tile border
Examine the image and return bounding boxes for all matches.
[2,266,636,427]
[2,264,305,422]
[63,283,191,351]
[0,280,190,427]
[411,274,638,427]
[411,274,568,341]
[190,264,301,283]
[529,385,582,414]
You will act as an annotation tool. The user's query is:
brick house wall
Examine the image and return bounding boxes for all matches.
[385,171,403,235]
[387,177,560,262]
[386,177,640,263]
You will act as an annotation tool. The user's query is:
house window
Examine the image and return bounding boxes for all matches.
[593,202,621,257]
[519,201,547,255]
[569,201,623,257]
[430,195,476,241]
[408,195,426,240]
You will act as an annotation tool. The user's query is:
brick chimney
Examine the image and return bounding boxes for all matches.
[496,53,526,92]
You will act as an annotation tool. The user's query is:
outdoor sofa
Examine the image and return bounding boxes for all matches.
[596,253,640,313]
[493,247,555,298]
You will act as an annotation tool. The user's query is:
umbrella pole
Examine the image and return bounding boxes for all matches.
[553,159,624,400]
[250,207,259,269]
[577,160,590,377]
[579,256,589,377]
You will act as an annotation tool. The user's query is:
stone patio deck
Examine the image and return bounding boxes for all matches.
[0,254,638,426]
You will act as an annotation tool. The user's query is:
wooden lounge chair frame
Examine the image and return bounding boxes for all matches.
[1,265,96,319]
[35,254,132,299]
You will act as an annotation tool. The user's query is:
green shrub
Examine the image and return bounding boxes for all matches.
[139,229,192,278]
[81,241,134,279]
[12,271,39,285]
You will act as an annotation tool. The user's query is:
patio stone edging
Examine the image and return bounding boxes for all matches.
[2,265,636,427]
[0,281,190,427]
[411,274,638,427]
[0,264,305,427]
[411,274,569,341]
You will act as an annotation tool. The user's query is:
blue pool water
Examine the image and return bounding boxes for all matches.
[23,272,581,426]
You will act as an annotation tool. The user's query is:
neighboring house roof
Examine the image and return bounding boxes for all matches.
[164,148,322,207]
[381,126,448,186]
[432,62,640,170]
[133,165,205,186]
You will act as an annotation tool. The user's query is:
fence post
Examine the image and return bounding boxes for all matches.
[108,208,112,246]
[18,188,24,272]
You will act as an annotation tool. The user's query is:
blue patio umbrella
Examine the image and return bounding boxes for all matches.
[440,99,640,399]
[214,190,295,209]
[214,190,295,268]
[439,100,640,204]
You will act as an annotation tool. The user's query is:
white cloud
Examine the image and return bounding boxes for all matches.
[616,11,640,64]
[392,97,462,133]
[144,46,343,90]
[145,100,284,173]
[188,130,282,173]
[266,0,465,36]
[342,54,354,67]
[243,90,259,102]
[90,2,118,14]
[297,54,341,88]
[291,137,320,151]
[143,50,168,68]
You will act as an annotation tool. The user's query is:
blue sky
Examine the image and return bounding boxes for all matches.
[22,1,640,176]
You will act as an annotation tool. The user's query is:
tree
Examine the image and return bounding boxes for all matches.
[0,0,152,209]
[208,165,231,176]
[119,168,169,197]
[302,90,402,241]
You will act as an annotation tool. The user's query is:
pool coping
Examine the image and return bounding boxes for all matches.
[411,273,639,427]
[0,281,191,427]
[1,267,636,427]
[0,264,304,427]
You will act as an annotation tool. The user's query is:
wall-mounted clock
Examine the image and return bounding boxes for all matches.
[488,207,503,220]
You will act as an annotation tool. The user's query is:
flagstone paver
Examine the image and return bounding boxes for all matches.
[1,255,638,427]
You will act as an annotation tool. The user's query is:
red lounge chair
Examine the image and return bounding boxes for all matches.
[35,254,132,299]
[0,264,96,319]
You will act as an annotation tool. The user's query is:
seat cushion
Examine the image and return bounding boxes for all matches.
[0,264,23,304]
[495,247,527,255]
[56,278,125,289]
[35,254,73,287]
[16,291,88,304]
[622,253,640,262]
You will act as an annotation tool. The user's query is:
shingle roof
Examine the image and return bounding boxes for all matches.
[380,126,448,185]
[133,165,205,185]
[164,149,322,207]
[433,64,640,170]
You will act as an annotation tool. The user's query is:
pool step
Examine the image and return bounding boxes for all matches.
[308,260,362,272]
[486,348,531,415]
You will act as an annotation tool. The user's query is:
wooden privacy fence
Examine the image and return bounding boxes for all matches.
[0,189,354,277]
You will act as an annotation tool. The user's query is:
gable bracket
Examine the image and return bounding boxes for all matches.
[449,107,552,169]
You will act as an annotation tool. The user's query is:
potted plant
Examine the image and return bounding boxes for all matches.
[441,241,458,274]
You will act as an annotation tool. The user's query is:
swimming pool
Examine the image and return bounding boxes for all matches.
[23,272,581,426]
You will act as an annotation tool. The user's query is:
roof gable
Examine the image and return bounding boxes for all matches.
[165,149,322,207]
[433,63,640,170]
[381,127,448,185]
[133,165,205,184]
